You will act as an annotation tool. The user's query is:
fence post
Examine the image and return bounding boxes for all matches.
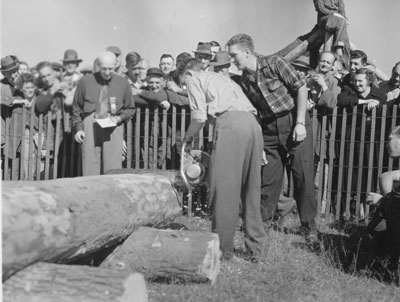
[134,107,141,169]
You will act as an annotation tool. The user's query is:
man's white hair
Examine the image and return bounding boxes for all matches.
[98,51,117,66]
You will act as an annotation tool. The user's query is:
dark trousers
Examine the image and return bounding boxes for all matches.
[210,111,266,259]
[260,111,316,225]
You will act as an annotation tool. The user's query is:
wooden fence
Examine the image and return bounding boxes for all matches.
[1,104,399,222]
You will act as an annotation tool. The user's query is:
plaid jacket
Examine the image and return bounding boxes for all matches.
[240,54,305,117]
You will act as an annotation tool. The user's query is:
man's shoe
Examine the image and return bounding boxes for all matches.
[302,221,319,244]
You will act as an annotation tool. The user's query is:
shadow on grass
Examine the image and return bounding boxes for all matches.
[292,220,399,285]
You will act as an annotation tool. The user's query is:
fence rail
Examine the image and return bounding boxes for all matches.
[2,104,399,222]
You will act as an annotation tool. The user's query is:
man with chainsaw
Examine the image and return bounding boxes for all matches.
[179,58,266,262]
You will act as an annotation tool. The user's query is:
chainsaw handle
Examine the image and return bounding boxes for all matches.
[180,142,191,190]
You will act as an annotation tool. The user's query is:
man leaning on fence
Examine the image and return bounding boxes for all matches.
[227,33,317,243]
[71,51,135,176]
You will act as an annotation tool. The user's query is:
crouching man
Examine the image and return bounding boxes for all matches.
[179,58,266,261]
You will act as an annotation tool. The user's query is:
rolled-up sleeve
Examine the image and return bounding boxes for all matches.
[187,76,207,122]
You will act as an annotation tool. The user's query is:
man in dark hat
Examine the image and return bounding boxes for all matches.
[210,51,231,77]
[1,55,21,106]
[1,55,23,164]
[291,56,314,81]
[62,49,82,83]
[193,42,213,71]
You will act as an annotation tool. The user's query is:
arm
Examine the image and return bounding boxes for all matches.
[293,84,308,142]
[337,85,359,107]
[139,89,168,105]
[183,120,206,144]
[314,75,339,108]
[379,170,400,195]
[184,75,208,143]
[71,78,85,132]
[271,56,307,142]
[165,90,190,106]
[117,82,135,123]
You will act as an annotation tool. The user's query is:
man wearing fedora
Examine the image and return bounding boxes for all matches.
[1,55,22,107]
[210,51,231,77]
[194,42,213,72]
[227,33,318,244]
[62,49,82,84]
[1,55,24,177]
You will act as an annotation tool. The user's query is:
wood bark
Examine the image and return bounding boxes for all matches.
[100,227,220,285]
[2,174,181,280]
[3,262,148,302]
[105,168,185,190]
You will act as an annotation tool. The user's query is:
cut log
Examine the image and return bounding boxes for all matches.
[2,174,181,280]
[3,262,148,302]
[100,227,220,285]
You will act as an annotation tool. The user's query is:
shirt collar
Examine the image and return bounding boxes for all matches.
[96,72,113,85]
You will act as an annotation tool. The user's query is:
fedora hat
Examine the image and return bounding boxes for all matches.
[62,49,82,63]
[1,55,19,72]
[291,56,312,71]
[193,42,213,56]
[210,51,231,67]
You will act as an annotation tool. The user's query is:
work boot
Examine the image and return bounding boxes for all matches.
[302,220,319,245]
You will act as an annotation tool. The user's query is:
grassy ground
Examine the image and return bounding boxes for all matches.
[147,214,400,302]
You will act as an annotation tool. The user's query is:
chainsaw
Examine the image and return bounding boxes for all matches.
[180,142,210,215]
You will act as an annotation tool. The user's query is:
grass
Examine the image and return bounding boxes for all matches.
[146,214,400,302]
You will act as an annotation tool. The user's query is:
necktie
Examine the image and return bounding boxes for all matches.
[96,84,109,119]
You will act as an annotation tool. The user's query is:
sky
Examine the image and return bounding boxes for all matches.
[1,0,399,74]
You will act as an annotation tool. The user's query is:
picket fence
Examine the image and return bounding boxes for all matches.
[2,104,399,223]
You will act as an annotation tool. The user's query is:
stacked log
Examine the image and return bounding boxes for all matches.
[101,227,220,285]
[2,262,148,302]
[2,173,181,280]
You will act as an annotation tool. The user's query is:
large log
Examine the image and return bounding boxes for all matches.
[100,227,220,285]
[2,174,181,280]
[3,262,148,302]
